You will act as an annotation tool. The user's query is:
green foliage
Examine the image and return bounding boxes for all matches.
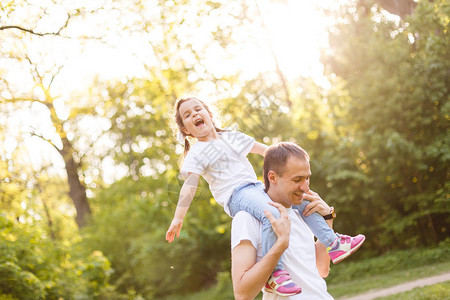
[0,295,17,300]
[320,0,450,251]
[0,262,44,300]
[83,173,231,298]
[157,271,235,300]
[0,213,114,299]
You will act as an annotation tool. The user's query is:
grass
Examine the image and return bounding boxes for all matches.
[327,240,450,299]
[159,241,450,300]
[329,262,450,299]
[375,281,450,300]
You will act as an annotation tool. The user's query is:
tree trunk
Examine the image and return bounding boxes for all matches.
[373,0,417,19]
[42,97,92,228]
[59,136,91,228]
[35,180,56,239]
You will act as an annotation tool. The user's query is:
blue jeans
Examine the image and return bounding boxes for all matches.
[228,181,337,271]
[293,202,337,247]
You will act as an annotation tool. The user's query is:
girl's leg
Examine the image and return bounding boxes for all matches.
[293,200,337,247]
[229,182,283,270]
[294,201,366,264]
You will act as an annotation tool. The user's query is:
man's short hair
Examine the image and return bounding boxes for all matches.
[263,142,310,192]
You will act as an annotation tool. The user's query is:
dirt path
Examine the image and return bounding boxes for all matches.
[338,272,450,300]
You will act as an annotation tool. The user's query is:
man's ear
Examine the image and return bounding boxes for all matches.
[267,171,277,184]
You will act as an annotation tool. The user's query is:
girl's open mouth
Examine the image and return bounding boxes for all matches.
[194,119,205,127]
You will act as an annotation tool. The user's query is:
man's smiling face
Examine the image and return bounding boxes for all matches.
[271,156,311,208]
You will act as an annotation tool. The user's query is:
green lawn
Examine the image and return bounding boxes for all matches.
[327,240,450,299]
[376,281,450,300]
[328,262,450,299]
[160,241,450,300]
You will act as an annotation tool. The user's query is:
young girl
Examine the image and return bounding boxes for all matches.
[166,97,365,296]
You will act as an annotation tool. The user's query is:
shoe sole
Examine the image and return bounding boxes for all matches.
[332,235,366,264]
[264,287,302,296]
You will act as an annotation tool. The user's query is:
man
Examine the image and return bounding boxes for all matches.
[231,142,336,300]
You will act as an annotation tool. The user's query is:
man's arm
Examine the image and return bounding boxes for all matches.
[231,203,290,300]
[315,219,333,278]
[302,189,332,278]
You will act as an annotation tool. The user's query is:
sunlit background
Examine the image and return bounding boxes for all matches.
[1,0,449,299]
[2,0,345,182]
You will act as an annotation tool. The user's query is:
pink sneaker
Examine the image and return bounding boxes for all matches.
[264,269,302,296]
[327,234,366,264]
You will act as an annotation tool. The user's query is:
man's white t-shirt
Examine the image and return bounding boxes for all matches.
[180,131,258,216]
[231,209,334,300]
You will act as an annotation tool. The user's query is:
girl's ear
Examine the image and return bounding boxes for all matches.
[181,127,190,135]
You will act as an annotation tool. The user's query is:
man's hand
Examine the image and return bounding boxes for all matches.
[302,189,331,217]
[231,201,292,300]
[265,202,291,248]
[166,218,183,243]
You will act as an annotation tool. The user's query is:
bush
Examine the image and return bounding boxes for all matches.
[0,214,115,299]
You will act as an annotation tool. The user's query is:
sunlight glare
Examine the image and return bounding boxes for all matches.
[258,0,332,83]
[2,0,342,182]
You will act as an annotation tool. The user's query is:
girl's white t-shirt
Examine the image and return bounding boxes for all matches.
[180,131,258,216]
[231,209,334,300]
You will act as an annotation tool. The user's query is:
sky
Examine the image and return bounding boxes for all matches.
[37,0,339,98]
[1,0,343,184]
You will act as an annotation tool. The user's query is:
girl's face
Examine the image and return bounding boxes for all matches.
[178,99,218,142]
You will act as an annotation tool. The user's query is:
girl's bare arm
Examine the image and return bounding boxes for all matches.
[250,142,269,157]
[166,173,200,243]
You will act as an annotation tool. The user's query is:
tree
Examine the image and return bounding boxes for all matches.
[0,48,94,227]
[0,1,112,227]
[321,0,450,250]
